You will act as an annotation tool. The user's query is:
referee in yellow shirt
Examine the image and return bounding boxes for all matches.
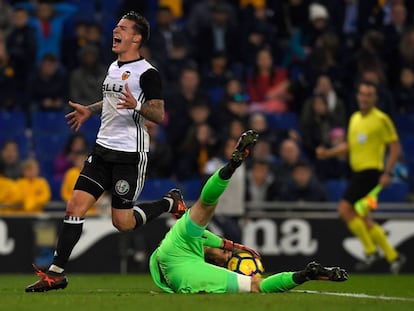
[317,80,406,274]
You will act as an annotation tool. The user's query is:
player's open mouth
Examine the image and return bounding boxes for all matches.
[113,37,122,47]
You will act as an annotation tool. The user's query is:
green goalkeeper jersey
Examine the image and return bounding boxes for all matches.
[149,210,239,293]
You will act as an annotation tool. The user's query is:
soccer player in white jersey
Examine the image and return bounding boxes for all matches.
[26,11,186,292]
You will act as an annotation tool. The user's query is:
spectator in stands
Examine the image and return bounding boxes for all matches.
[69,44,106,105]
[247,47,290,113]
[221,119,246,144]
[303,32,341,89]
[175,123,219,181]
[268,0,309,39]
[146,121,173,178]
[398,26,414,70]
[149,6,189,74]
[0,139,22,180]
[16,158,51,213]
[194,2,240,67]
[161,36,192,84]
[165,63,210,149]
[0,160,21,211]
[6,7,36,103]
[84,22,110,65]
[383,2,409,85]
[312,75,347,126]
[61,150,86,203]
[245,158,279,203]
[314,127,350,181]
[53,133,88,182]
[279,160,327,202]
[283,2,331,68]
[300,94,342,158]
[188,99,217,131]
[248,111,282,156]
[274,138,303,184]
[250,139,277,166]
[0,0,13,37]
[215,92,250,128]
[27,53,68,111]
[61,21,89,70]
[0,30,17,110]
[393,67,414,113]
[214,77,245,110]
[202,51,233,93]
[186,0,236,40]
[19,0,77,62]
[240,4,278,68]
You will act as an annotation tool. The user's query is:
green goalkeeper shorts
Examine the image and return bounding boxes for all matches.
[149,211,248,293]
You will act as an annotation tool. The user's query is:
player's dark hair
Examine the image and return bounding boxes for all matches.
[357,80,379,94]
[122,11,150,46]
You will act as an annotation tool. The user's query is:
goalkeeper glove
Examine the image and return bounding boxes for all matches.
[221,239,261,258]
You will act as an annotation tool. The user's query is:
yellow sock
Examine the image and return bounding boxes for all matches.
[369,224,398,262]
[347,217,377,254]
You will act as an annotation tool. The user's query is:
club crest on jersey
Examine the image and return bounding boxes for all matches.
[122,70,131,80]
[115,180,130,195]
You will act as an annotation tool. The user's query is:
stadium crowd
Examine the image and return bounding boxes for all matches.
[1,0,414,211]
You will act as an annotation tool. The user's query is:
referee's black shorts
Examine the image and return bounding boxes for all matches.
[343,169,381,204]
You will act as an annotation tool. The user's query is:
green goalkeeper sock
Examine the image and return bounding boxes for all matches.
[259,272,299,293]
[200,169,230,205]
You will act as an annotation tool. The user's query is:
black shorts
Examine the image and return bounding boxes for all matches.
[343,169,381,204]
[74,144,148,209]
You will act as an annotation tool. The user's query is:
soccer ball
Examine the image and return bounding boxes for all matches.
[227,252,264,278]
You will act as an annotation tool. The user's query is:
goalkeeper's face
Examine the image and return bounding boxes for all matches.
[204,247,232,267]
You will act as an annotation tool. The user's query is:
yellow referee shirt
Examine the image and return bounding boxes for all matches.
[347,107,398,172]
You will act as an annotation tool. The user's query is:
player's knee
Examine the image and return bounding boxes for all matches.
[337,200,354,221]
[112,218,134,232]
[250,277,262,293]
[66,198,85,217]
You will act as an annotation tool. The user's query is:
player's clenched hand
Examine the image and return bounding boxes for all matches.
[117,83,141,110]
[315,146,329,159]
[222,239,261,258]
[65,101,91,131]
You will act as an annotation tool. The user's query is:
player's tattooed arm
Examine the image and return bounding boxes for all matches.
[139,99,165,124]
[87,100,103,115]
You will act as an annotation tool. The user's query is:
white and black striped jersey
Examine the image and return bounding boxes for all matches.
[96,57,162,154]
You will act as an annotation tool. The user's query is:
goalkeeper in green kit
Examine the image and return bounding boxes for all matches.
[149,130,348,294]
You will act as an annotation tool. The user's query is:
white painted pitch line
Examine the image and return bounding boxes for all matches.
[292,290,414,302]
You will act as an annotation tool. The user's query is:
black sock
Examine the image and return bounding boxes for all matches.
[218,163,235,180]
[292,271,308,284]
[52,216,84,270]
[133,199,170,228]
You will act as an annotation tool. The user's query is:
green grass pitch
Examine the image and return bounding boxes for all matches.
[1,274,414,311]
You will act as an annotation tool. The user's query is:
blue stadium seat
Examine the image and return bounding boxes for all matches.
[265,112,299,131]
[324,179,347,202]
[49,178,63,201]
[31,111,71,134]
[33,133,70,161]
[38,158,55,183]
[0,111,27,135]
[379,182,409,203]
[181,178,203,201]
[81,115,101,133]
[140,178,178,200]
[208,87,224,107]
[395,113,414,138]
[401,136,414,157]
[79,115,100,146]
